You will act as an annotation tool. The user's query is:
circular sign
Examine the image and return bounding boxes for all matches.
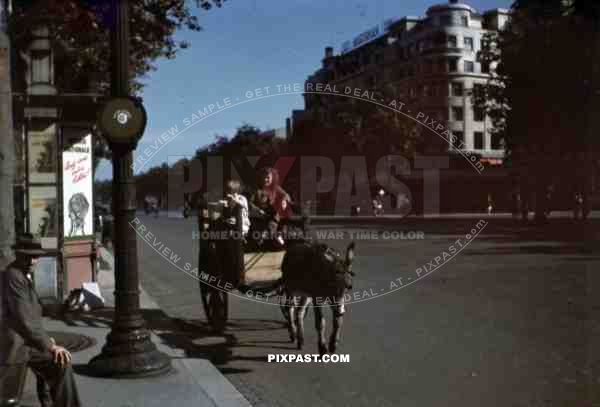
[98,97,147,145]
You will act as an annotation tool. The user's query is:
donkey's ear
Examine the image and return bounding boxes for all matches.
[346,241,355,262]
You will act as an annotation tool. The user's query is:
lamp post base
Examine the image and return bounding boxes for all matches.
[87,327,171,378]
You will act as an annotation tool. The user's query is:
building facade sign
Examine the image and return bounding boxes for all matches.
[62,131,93,239]
[341,18,398,54]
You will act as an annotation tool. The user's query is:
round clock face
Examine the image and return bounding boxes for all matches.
[98,97,147,144]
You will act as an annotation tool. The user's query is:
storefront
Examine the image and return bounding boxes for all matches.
[12,26,103,301]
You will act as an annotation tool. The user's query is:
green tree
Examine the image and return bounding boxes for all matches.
[10,0,227,94]
[194,124,287,194]
[11,0,228,179]
[474,0,600,221]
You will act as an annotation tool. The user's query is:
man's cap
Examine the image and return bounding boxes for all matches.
[12,234,46,257]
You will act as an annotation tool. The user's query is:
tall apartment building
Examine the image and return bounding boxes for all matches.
[301,0,509,164]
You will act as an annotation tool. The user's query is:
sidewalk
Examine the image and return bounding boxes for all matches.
[20,246,252,407]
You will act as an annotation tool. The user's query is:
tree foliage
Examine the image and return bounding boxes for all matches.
[12,0,227,174]
[194,124,287,194]
[11,0,227,94]
[289,86,422,167]
[474,0,600,218]
[121,124,287,209]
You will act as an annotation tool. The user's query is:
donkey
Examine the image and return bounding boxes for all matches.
[279,241,355,355]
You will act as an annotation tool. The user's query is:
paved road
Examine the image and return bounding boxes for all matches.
[134,213,600,406]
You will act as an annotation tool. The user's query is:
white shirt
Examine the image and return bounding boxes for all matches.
[230,193,250,235]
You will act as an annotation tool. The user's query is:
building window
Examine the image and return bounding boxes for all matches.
[424,61,433,74]
[464,37,474,51]
[438,59,447,73]
[439,82,448,97]
[491,133,503,150]
[428,85,436,97]
[452,82,463,96]
[30,50,52,84]
[473,106,485,121]
[447,35,457,48]
[440,15,452,26]
[453,131,464,146]
[464,60,474,72]
[452,106,464,121]
[461,15,469,27]
[474,131,484,149]
[481,62,490,73]
[449,58,458,72]
[472,83,484,96]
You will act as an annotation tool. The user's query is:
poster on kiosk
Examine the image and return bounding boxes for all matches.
[62,131,94,240]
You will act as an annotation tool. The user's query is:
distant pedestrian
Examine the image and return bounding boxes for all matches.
[0,234,81,407]
[487,193,494,215]
[574,192,584,221]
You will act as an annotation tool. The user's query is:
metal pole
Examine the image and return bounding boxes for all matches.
[88,0,171,377]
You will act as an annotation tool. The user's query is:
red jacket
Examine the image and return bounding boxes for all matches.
[264,185,293,220]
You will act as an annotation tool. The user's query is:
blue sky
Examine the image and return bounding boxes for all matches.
[95,0,512,181]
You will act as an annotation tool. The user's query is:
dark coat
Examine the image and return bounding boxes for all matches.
[0,264,53,367]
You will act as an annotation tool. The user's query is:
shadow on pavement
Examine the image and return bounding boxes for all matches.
[46,308,289,374]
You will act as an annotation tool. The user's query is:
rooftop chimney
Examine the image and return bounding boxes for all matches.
[325,46,334,58]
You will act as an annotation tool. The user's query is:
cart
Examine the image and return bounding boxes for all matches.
[195,200,292,332]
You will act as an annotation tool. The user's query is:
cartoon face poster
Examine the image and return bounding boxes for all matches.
[62,131,93,238]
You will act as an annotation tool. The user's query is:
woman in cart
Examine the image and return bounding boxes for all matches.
[250,167,298,248]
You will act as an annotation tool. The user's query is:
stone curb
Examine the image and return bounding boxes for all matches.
[22,247,253,407]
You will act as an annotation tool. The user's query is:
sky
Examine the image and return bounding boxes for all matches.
[95,0,512,181]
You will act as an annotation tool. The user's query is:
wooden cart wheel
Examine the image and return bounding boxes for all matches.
[199,241,229,333]
[201,283,228,333]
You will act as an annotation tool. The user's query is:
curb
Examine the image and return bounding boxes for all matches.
[98,248,252,407]
[179,359,253,407]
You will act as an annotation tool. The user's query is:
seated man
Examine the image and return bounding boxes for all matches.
[0,235,81,407]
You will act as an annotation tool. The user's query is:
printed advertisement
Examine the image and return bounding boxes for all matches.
[62,131,93,239]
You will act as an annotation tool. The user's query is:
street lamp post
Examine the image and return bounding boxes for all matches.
[88,0,171,377]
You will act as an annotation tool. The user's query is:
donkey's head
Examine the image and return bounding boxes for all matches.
[322,241,355,290]
[342,242,356,289]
